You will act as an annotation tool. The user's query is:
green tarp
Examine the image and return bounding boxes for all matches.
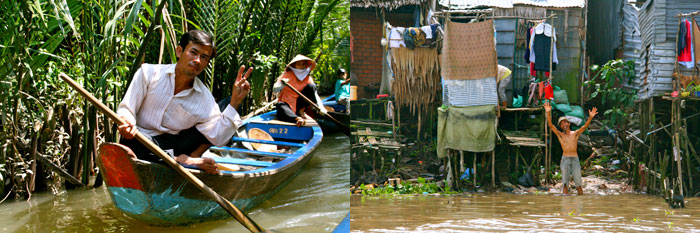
[437,105,497,158]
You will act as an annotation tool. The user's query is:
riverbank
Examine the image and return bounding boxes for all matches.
[352,140,639,196]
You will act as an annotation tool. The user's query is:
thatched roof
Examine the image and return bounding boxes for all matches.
[351,0,426,10]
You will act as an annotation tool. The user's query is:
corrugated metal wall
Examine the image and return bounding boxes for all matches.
[636,0,700,99]
[494,6,585,104]
[621,2,643,91]
[587,0,622,65]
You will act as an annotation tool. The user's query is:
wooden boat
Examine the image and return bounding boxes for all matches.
[97,111,323,225]
[319,94,350,134]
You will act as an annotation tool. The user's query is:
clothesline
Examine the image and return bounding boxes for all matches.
[675,11,699,17]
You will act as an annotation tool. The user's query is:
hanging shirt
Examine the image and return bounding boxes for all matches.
[529,23,559,72]
[117,64,242,147]
[524,27,532,63]
[692,18,700,65]
[421,25,433,39]
[389,26,406,48]
[678,19,688,57]
[679,19,695,68]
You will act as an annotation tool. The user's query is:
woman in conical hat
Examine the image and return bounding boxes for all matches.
[273,54,325,127]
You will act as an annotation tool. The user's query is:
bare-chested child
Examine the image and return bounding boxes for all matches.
[544,101,598,195]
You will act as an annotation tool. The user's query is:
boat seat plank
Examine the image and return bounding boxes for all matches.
[209,146,290,158]
[249,115,319,127]
[231,137,305,147]
[207,156,275,167]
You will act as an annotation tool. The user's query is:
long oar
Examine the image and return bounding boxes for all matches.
[59,73,264,233]
[281,79,351,135]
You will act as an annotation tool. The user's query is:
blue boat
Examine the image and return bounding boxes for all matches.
[96,111,323,225]
[319,94,350,134]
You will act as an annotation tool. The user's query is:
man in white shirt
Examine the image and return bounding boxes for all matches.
[117,30,252,174]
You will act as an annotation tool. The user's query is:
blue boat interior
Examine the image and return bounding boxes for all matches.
[322,94,347,113]
[206,111,323,174]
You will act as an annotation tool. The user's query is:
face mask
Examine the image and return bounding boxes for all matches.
[290,67,311,81]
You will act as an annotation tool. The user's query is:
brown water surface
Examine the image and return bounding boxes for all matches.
[351,193,700,232]
[0,133,350,233]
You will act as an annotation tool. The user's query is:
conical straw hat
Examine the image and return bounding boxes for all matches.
[248,128,277,152]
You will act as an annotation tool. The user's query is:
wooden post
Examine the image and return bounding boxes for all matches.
[675,132,684,197]
[460,151,464,173]
[515,148,520,177]
[492,150,495,187]
[473,152,477,188]
[546,14,554,187]
[544,108,550,186]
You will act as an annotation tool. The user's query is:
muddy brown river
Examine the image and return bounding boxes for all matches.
[0,133,350,233]
[351,193,700,232]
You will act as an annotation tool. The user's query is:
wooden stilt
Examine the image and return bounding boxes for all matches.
[460,151,465,173]
[473,152,477,188]
[492,150,496,187]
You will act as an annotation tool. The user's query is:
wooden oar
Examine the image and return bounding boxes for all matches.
[58,73,264,233]
[280,79,351,135]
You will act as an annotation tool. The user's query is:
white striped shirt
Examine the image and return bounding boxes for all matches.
[117,64,241,146]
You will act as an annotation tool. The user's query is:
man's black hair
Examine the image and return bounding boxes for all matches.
[179,30,217,58]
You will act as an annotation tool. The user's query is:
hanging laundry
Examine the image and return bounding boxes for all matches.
[544,81,554,100]
[403,27,426,49]
[529,23,559,72]
[678,19,694,68]
[678,19,688,58]
[530,62,551,77]
[692,18,700,65]
[389,26,406,48]
[526,82,538,107]
[421,25,433,39]
[437,105,497,157]
[443,78,499,107]
[441,19,498,80]
[430,23,440,40]
[524,27,532,63]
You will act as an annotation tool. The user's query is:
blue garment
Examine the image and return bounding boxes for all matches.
[334,79,351,99]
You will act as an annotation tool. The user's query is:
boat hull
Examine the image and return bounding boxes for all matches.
[317,111,350,134]
[97,111,322,225]
[98,143,315,225]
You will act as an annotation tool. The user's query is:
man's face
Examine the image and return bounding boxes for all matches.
[176,42,212,77]
[559,120,570,131]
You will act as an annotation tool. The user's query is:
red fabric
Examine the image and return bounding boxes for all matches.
[538,82,544,99]
[679,20,693,62]
[529,62,550,77]
[278,71,314,113]
[544,82,554,100]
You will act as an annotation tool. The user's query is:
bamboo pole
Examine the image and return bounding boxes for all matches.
[473,152,477,188]
[546,15,554,186]
[59,73,264,233]
[492,150,495,187]
[36,154,84,187]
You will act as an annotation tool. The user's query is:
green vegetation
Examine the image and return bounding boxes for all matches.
[586,59,637,130]
[359,177,458,196]
[0,0,348,200]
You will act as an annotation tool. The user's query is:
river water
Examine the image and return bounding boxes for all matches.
[351,193,700,232]
[0,133,350,233]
